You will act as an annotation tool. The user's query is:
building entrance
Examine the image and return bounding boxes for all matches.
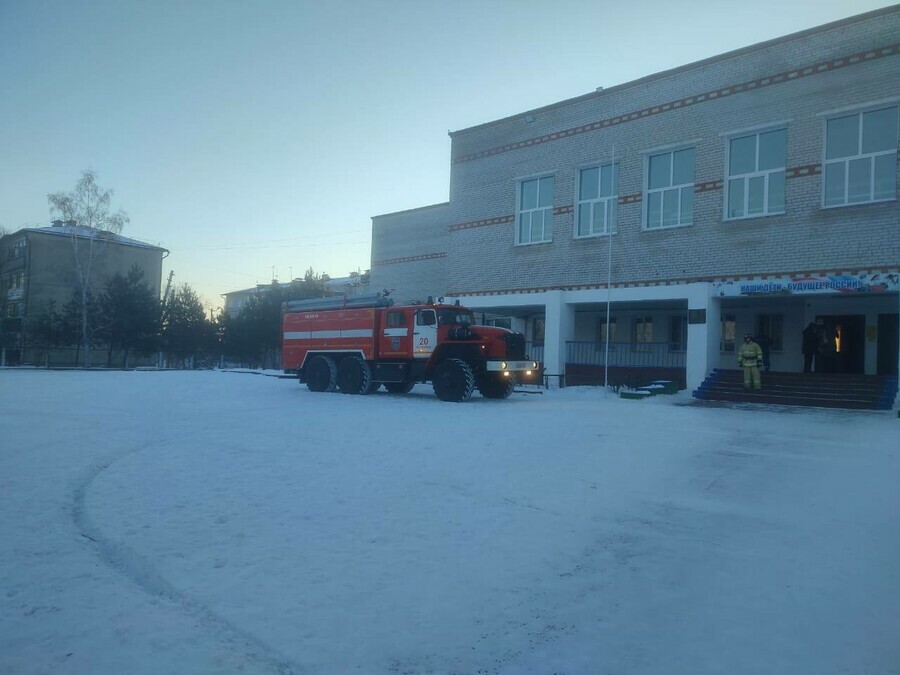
[816,315,865,374]
[876,313,899,376]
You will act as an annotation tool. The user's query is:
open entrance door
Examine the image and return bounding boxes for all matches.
[816,315,865,374]
[876,314,899,376]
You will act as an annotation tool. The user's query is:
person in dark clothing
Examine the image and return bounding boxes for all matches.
[802,322,818,373]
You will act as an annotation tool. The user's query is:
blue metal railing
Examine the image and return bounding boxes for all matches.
[566,341,686,368]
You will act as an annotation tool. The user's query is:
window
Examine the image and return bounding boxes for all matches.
[727,129,786,218]
[756,314,784,351]
[824,107,898,206]
[486,317,512,329]
[577,164,618,236]
[647,148,694,228]
[386,311,405,328]
[532,317,545,345]
[669,316,687,352]
[721,314,736,352]
[595,317,617,351]
[597,317,616,343]
[2,272,24,299]
[438,309,475,325]
[633,317,653,350]
[517,176,554,244]
[7,239,26,261]
[4,301,21,318]
[416,309,435,326]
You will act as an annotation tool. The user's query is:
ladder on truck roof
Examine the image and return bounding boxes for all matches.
[282,292,395,314]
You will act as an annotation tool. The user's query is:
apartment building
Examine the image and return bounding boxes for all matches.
[0,221,167,364]
[370,6,900,391]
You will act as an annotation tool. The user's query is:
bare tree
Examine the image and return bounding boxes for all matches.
[48,170,129,367]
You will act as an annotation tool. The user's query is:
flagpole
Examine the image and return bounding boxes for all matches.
[604,145,615,389]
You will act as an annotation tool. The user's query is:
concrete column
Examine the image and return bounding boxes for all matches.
[686,282,720,391]
[544,290,574,388]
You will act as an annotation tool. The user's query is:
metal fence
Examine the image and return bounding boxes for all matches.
[566,341,686,369]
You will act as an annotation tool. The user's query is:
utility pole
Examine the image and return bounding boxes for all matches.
[161,270,174,312]
[159,270,174,370]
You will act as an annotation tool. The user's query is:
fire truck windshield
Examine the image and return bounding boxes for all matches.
[438,309,475,326]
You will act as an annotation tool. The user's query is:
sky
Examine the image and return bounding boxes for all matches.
[0,0,894,309]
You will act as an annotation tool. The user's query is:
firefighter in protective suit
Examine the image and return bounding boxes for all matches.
[738,333,763,390]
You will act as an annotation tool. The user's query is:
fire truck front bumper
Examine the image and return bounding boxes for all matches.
[485,360,540,375]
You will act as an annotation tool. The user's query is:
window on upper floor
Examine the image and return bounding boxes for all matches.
[646,148,694,229]
[4,301,21,318]
[517,175,554,244]
[824,106,898,207]
[576,164,618,237]
[7,238,26,261]
[726,129,787,219]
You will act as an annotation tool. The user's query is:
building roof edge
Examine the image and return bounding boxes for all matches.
[371,201,450,220]
[9,226,168,253]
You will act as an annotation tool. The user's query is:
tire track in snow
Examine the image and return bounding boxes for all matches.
[71,435,303,675]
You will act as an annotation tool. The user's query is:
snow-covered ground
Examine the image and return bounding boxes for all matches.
[1,370,898,675]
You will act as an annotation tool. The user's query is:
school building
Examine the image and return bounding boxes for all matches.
[368,7,900,402]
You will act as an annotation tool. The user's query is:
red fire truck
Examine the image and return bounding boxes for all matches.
[282,293,540,402]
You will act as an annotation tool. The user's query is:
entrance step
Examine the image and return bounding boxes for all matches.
[692,370,898,410]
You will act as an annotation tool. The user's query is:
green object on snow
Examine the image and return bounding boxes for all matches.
[621,390,653,400]
[649,380,678,395]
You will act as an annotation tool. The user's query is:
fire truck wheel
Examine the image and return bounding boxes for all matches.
[384,379,416,394]
[337,356,373,395]
[306,355,337,392]
[432,358,475,402]
[478,374,517,399]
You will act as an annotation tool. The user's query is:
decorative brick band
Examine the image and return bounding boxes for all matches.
[553,205,574,216]
[452,43,899,164]
[619,193,642,205]
[786,164,822,179]
[448,215,515,232]
[695,180,724,193]
[372,252,447,267]
[448,266,899,297]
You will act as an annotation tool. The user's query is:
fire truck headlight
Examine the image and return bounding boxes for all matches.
[500,361,507,370]
[526,370,532,376]
[503,371,510,377]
